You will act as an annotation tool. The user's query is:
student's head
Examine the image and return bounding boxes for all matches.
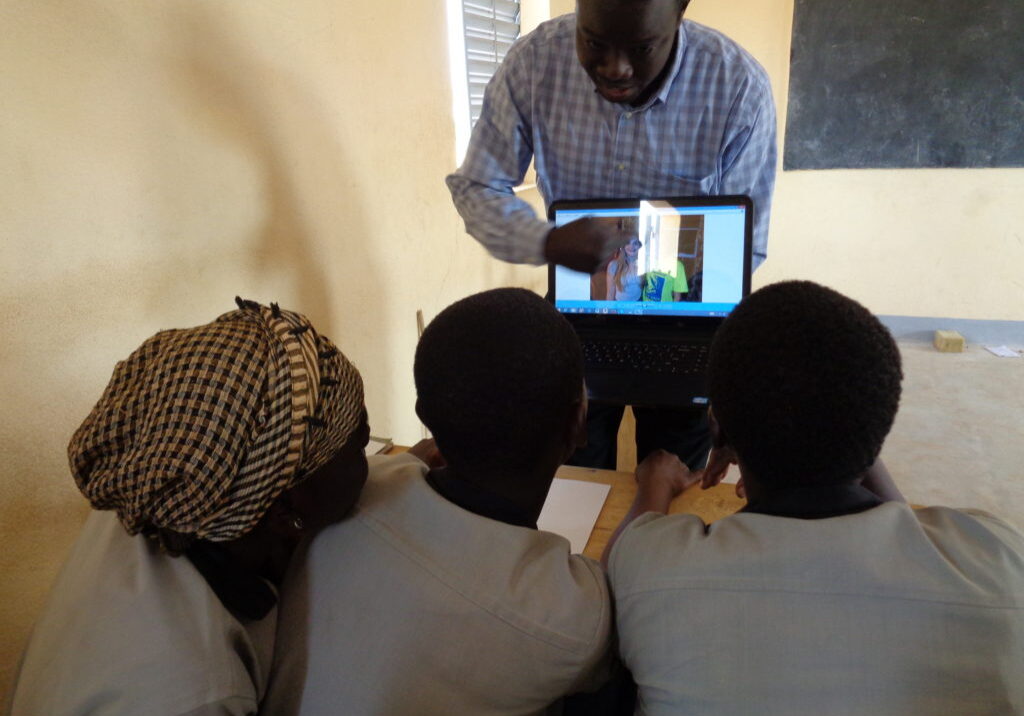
[70,298,369,557]
[707,281,902,488]
[576,0,689,106]
[415,288,585,478]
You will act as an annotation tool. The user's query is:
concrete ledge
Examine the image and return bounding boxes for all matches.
[879,315,1024,348]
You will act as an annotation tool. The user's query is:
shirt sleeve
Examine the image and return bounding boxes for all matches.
[175,697,257,716]
[445,38,552,265]
[563,555,615,694]
[956,508,1024,548]
[606,511,664,589]
[718,74,777,270]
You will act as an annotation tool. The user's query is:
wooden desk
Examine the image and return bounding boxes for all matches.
[555,465,746,561]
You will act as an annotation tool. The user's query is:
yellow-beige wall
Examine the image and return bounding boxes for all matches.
[2,0,1021,698]
[682,0,1024,314]
[0,0,546,695]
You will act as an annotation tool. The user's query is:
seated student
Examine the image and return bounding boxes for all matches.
[9,298,372,716]
[605,281,1024,714]
[267,288,679,715]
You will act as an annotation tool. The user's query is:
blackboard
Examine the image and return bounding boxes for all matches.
[784,0,1024,170]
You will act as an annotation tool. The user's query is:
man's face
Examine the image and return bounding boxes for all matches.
[576,0,683,106]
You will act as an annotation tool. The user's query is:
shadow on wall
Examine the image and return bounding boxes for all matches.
[166,4,385,358]
[0,2,390,700]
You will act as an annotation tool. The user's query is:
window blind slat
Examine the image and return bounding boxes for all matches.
[464,0,519,20]
[460,0,520,129]
[465,36,515,55]
[467,59,503,76]
[464,16,519,38]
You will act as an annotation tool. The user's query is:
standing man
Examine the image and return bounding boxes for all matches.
[447,0,777,470]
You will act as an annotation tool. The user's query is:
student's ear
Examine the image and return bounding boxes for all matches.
[414,399,433,435]
[265,492,306,539]
[702,407,737,489]
[708,406,726,448]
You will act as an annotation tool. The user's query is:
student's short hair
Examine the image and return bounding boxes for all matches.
[708,281,902,487]
[415,288,583,473]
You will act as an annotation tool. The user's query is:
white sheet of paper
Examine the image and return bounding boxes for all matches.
[985,345,1021,358]
[365,438,392,455]
[537,478,612,554]
[721,463,741,484]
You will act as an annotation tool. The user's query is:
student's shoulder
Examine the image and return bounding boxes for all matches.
[915,505,1024,545]
[360,452,429,501]
[509,534,611,615]
[527,548,613,660]
[607,512,707,585]
[914,505,1024,582]
[12,513,262,715]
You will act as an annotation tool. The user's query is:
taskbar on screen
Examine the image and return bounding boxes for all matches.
[555,301,735,317]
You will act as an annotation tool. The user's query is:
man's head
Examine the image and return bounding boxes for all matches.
[707,281,902,488]
[415,288,585,478]
[576,0,690,106]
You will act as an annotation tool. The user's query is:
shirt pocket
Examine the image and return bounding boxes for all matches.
[659,171,718,196]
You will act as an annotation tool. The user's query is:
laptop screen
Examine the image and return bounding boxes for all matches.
[550,198,751,318]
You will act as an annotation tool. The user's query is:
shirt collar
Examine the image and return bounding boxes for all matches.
[743,481,884,520]
[651,21,687,107]
[425,468,538,529]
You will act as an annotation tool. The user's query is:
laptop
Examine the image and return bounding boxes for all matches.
[548,196,753,408]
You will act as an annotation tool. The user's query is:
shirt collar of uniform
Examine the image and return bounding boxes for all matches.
[743,481,884,520]
[651,21,688,107]
[425,468,538,529]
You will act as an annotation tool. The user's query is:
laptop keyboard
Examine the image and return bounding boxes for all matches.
[581,339,709,375]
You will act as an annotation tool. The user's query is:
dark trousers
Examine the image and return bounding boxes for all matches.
[568,403,711,471]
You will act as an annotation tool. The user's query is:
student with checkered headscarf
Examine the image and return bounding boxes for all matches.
[9,298,371,716]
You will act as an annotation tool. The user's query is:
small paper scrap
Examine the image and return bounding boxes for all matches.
[985,345,1021,358]
[366,437,393,455]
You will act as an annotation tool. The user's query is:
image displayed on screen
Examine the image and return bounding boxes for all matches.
[553,201,747,317]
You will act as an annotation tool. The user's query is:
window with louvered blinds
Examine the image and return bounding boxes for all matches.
[462,0,521,128]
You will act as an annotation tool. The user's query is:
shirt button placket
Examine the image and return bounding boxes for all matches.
[613,112,633,194]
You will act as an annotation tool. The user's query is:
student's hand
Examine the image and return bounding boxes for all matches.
[636,449,700,500]
[602,450,699,569]
[699,448,746,498]
[544,218,630,273]
[407,438,445,469]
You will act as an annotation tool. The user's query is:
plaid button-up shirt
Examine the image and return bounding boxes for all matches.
[447,15,777,268]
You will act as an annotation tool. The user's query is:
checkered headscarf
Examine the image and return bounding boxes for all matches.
[68,298,364,544]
